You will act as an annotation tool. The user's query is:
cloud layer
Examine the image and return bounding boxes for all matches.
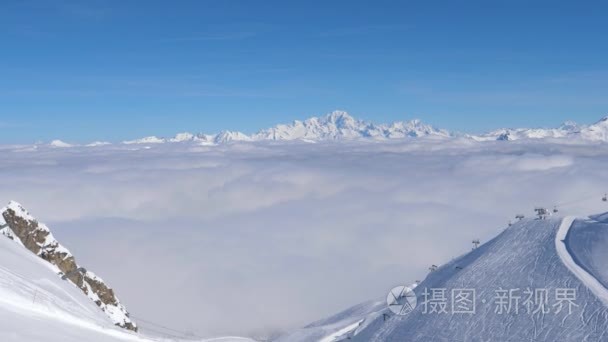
[2,139,608,338]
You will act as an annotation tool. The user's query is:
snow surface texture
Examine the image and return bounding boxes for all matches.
[31,111,608,147]
[561,215,608,306]
[6,134,608,337]
[280,217,608,341]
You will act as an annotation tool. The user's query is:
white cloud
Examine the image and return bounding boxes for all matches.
[1,140,608,338]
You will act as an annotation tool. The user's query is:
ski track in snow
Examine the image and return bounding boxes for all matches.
[556,216,608,307]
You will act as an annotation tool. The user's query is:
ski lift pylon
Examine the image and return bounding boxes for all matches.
[534,207,550,220]
[472,239,480,249]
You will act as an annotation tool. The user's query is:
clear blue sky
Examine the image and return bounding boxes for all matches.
[1,0,608,143]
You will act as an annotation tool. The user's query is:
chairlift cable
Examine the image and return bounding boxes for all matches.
[129,314,204,339]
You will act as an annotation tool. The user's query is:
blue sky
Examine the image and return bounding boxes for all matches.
[1,0,608,143]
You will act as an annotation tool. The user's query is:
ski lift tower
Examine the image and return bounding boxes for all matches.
[534,207,550,220]
[472,239,480,249]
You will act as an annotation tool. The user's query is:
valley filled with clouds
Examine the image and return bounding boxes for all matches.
[2,138,607,337]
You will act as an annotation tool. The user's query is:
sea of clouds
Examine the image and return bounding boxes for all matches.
[1,138,608,338]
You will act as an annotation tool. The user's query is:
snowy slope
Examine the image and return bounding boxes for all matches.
[356,217,608,341]
[0,201,137,331]
[0,229,144,342]
[561,214,608,304]
[280,216,608,341]
[0,232,257,342]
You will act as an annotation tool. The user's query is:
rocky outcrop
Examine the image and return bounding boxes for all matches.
[0,201,137,332]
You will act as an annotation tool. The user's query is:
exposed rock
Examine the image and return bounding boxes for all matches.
[0,201,137,332]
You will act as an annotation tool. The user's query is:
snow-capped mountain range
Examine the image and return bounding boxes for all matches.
[44,111,608,147]
[119,111,451,146]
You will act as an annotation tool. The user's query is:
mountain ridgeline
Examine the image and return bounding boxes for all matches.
[121,111,608,145]
[45,111,608,148]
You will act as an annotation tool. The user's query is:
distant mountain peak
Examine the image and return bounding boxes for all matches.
[326,109,351,119]
[324,110,357,126]
[49,140,73,148]
[559,121,579,130]
[255,111,451,141]
[214,130,252,144]
[123,136,165,145]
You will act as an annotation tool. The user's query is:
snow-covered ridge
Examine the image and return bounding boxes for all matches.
[39,111,608,147]
[0,201,137,332]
